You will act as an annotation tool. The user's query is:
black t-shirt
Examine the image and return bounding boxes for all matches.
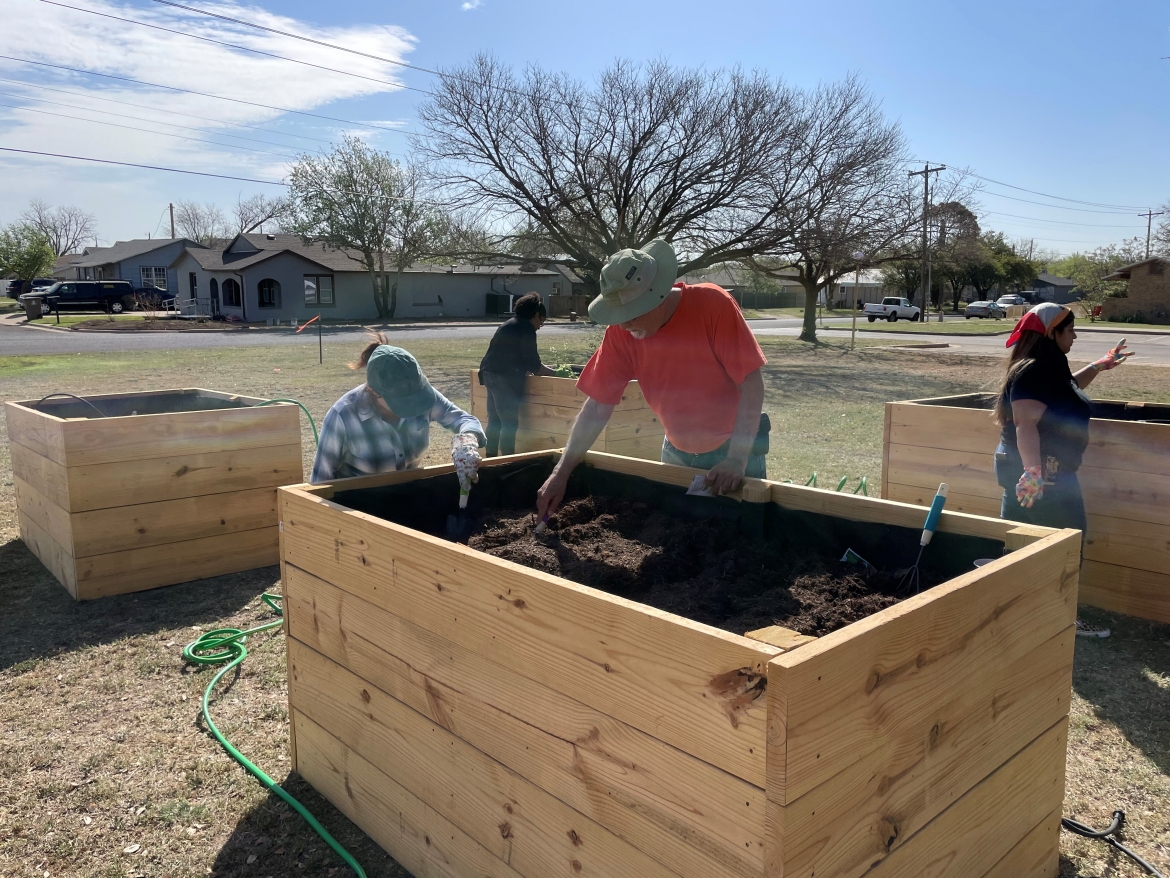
[999,352,1092,470]
[480,317,542,377]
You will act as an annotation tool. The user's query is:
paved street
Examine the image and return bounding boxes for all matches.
[2,314,1169,364]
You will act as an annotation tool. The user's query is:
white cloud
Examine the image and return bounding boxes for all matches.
[461,0,482,10]
[0,0,418,236]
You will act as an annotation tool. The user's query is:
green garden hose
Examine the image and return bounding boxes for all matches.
[255,398,319,446]
[182,595,368,878]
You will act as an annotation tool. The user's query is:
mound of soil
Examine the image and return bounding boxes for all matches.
[468,496,922,637]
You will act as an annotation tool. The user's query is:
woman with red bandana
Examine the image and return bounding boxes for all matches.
[994,303,1132,635]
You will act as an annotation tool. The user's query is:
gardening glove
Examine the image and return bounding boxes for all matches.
[1015,465,1044,509]
[1091,338,1132,372]
[452,433,481,504]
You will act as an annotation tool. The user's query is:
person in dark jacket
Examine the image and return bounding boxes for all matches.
[479,293,555,456]
[994,302,1132,637]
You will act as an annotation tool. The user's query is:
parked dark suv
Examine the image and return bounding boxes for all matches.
[21,280,137,314]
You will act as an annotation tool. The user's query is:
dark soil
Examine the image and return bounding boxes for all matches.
[468,496,917,637]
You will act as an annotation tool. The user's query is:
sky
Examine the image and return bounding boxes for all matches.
[1,0,1167,256]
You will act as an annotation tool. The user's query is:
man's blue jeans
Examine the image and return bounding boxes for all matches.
[660,437,767,479]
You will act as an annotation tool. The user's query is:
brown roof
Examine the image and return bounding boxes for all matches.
[1103,257,1167,282]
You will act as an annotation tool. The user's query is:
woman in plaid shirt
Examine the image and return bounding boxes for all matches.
[310,336,485,484]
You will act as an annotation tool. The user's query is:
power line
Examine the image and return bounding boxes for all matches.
[0,88,312,153]
[0,146,287,184]
[967,171,1149,211]
[982,210,1146,229]
[41,0,433,96]
[0,103,298,160]
[0,55,413,134]
[0,76,336,145]
[979,189,1138,215]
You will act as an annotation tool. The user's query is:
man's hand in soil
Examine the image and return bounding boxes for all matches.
[537,467,570,520]
[705,456,746,495]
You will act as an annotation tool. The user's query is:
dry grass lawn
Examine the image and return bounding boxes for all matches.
[0,334,1167,877]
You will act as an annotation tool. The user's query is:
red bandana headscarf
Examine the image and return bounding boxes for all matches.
[1005,303,1072,348]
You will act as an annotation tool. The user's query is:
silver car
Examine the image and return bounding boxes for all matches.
[965,300,1006,319]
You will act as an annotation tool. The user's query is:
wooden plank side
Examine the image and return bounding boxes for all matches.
[14,475,74,554]
[285,566,760,878]
[885,444,997,499]
[70,487,278,557]
[886,402,999,457]
[289,641,696,878]
[74,527,278,599]
[602,435,665,459]
[745,626,817,652]
[766,530,1079,806]
[59,403,302,467]
[1076,465,1170,527]
[4,401,67,465]
[64,443,303,512]
[881,403,893,501]
[884,481,1002,518]
[17,510,77,598]
[1083,513,1170,576]
[294,712,525,878]
[980,809,1060,878]
[280,487,777,786]
[1080,560,1170,624]
[306,451,559,498]
[10,439,71,509]
[861,719,1068,878]
[767,626,1073,878]
[768,478,1017,543]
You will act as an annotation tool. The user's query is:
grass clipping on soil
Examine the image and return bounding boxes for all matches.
[469,496,925,636]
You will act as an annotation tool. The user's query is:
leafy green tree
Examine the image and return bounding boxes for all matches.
[288,137,454,319]
[0,222,55,294]
[878,259,921,298]
[1050,238,1145,320]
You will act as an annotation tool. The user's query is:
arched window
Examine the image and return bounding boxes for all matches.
[210,278,219,300]
[257,278,281,308]
[221,278,242,307]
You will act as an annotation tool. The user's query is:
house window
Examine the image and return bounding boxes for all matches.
[189,273,197,300]
[140,266,167,290]
[552,282,562,296]
[258,278,281,308]
[304,275,334,306]
[221,278,242,307]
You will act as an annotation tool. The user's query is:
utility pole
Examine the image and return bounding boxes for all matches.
[1140,209,1165,259]
[909,163,945,319]
[169,203,175,239]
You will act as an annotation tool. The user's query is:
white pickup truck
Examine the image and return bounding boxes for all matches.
[864,297,921,322]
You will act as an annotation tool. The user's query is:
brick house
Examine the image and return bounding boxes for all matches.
[1102,257,1170,324]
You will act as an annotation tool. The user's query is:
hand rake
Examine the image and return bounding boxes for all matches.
[899,483,948,593]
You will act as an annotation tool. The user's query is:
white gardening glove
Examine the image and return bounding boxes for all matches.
[452,433,481,506]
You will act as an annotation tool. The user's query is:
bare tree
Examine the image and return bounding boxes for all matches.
[21,199,96,256]
[416,56,829,291]
[233,194,288,235]
[287,137,455,319]
[174,201,230,246]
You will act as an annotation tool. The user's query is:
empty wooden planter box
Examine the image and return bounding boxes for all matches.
[883,392,1170,624]
[470,369,665,459]
[7,389,304,599]
[280,451,1080,878]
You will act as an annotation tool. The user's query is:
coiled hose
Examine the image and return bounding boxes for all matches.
[1062,811,1165,877]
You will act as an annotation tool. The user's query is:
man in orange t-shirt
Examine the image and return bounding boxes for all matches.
[536,239,768,518]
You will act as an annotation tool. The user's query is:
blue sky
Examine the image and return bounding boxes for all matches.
[1,0,1167,254]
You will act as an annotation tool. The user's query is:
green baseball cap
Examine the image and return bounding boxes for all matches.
[588,239,679,325]
[366,346,437,418]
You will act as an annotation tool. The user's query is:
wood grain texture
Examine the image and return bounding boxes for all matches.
[294,712,525,878]
[10,439,71,509]
[17,510,77,597]
[73,527,278,599]
[279,485,777,786]
[69,487,278,557]
[766,529,1079,807]
[744,626,817,652]
[14,475,74,554]
[285,565,760,878]
[980,809,1060,878]
[289,640,693,878]
[1080,560,1170,624]
[5,401,67,465]
[1083,513,1170,575]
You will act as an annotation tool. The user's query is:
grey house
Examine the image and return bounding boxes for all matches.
[52,238,204,295]
[1032,273,1077,304]
[170,234,564,321]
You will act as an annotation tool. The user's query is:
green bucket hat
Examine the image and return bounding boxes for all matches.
[588,239,679,326]
[366,346,437,418]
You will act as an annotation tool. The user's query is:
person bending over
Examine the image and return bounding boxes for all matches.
[479,292,555,456]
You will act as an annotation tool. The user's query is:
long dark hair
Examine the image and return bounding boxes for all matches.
[350,332,389,371]
[994,310,1074,425]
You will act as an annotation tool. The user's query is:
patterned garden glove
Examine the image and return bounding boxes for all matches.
[1015,466,1044,508]
[452,433,481,502]
[1092,338,1132,372]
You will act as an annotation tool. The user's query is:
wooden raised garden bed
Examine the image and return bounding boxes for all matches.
[470,369,665,459]
[281,451,1080,878]
[6,388,303,599]
[883,392,1170,623]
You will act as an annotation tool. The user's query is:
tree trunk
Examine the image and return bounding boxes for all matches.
[799,279,821,343]
[390,264,406,320]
